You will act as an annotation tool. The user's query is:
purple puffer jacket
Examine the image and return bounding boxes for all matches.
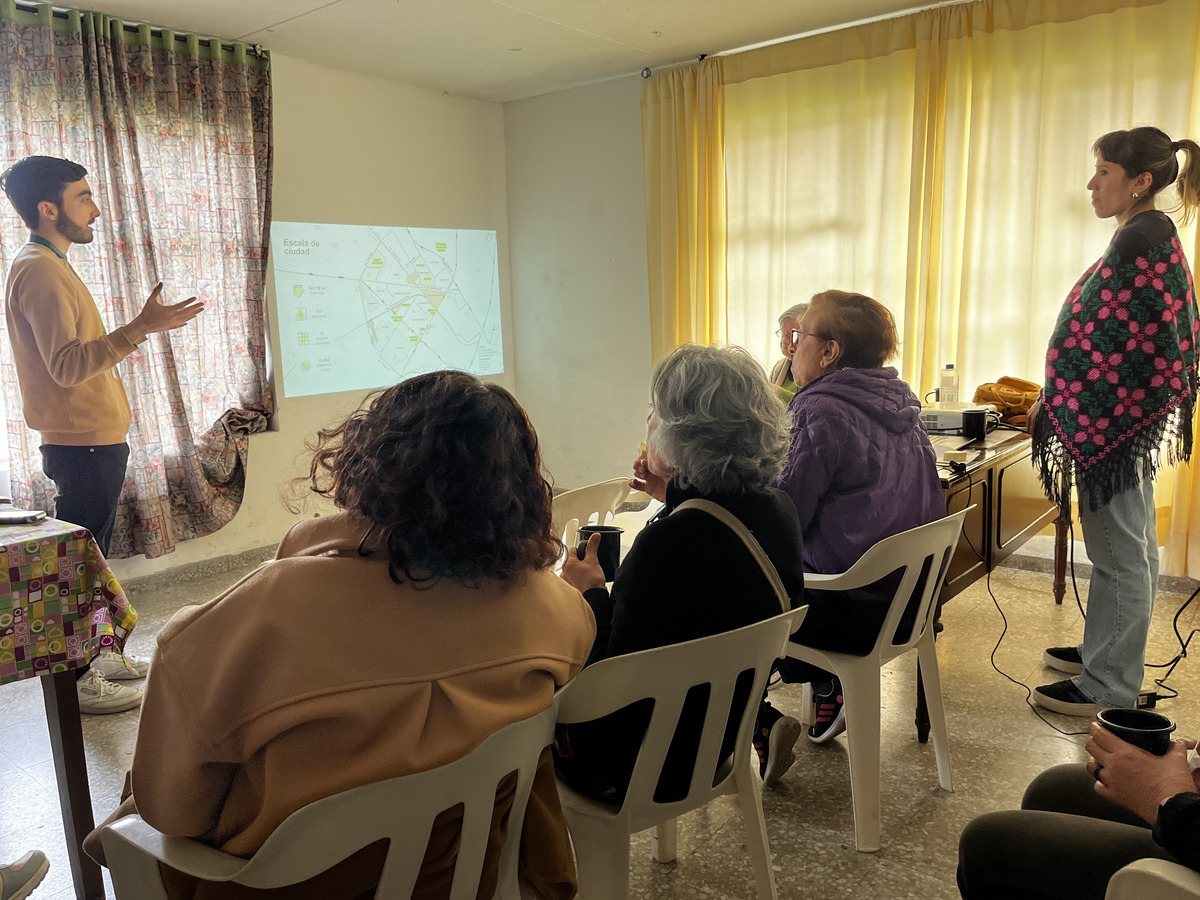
[774,367,945,595]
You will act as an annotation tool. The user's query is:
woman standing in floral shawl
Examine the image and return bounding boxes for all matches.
[1032,126,1200,716]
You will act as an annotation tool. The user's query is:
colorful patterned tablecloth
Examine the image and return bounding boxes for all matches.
[0,518,137,685]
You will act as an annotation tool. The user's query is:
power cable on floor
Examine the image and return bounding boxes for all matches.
[937,466,1088,736]
[1143,581,1200,702]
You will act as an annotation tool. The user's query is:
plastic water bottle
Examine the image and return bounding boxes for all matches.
[939,364,960,405]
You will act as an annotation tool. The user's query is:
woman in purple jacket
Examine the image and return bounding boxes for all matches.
[758,291,944,781]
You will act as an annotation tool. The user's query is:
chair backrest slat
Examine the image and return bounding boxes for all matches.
[105,704,559,899]
[551,478,632,545]
[555,606,808,833]
[804,509,967,664]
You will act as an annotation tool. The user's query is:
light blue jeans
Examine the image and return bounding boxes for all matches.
[1073,478,1158,708]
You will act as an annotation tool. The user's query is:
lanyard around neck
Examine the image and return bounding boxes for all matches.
[28,234,68,261]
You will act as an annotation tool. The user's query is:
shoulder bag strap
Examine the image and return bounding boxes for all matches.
[674,498,791,613]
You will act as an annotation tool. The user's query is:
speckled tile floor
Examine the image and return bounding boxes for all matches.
[1,557,1197,899]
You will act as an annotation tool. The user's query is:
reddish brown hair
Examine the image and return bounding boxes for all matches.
[808,290,899,369]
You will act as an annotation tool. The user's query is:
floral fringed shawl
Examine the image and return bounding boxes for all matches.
[1033,211,1199,515]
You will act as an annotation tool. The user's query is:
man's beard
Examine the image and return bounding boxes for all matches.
[57,216,93,244]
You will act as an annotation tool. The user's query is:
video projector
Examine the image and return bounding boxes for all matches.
[919,402,994,433]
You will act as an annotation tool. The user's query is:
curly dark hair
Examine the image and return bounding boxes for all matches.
[300,371,562,586]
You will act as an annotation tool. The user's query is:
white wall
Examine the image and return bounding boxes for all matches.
[113,63,652,580]
[112,53,513,579]
[504,75,652,489]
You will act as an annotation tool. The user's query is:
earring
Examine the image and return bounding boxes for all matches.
[1133,192,1139,198]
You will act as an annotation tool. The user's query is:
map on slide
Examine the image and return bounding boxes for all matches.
[270,222,504,398]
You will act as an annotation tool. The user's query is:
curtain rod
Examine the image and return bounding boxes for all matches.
[639,0,969,79]
[12,0,268,57]
[716,0,972,57]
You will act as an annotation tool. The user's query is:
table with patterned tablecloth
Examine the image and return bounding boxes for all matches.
[0,517,136,685]
[0,517,140,900]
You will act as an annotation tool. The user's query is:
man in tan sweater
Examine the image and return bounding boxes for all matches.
[1,155,203,713]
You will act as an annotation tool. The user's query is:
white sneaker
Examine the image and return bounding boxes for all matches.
[0,849,49,900]
[91,649,149,681]
[77,668,142,715]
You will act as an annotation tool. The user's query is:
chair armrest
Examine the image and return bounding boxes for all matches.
[1105,858,1200,900]
[802,568,915,592]
[102,815,248,898]
[803,571,860,589]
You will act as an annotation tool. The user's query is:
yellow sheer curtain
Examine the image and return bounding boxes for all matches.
[1164,229,1200,576]
[721,0,1190,394]
[711,0,1200,574]
[723,45,918,379]
[641,59,726,362]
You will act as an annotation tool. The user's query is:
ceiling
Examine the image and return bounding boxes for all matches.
[69,0,941,103]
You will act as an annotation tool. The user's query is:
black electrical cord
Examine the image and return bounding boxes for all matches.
[958,477,1091,737]
[940,456,1192,726]
[1060,510,1196,706]
[1144,581,1200,701]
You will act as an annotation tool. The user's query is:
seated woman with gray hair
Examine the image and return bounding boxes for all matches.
[556,343,805,802]
[769,301,810,404]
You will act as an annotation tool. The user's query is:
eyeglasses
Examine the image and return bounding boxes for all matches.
[791,329,828,343]
[776,327,829,345]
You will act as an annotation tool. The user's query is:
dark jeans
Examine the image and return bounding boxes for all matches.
[956,764,1177,899]
[40,443,130,558]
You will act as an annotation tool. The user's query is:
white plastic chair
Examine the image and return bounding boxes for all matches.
[609,492,664,537]
[555,605,808,900]
[100,704,559,900]
[789,508,967,852]
[551,477,631,549]
[1106,859,1200,900]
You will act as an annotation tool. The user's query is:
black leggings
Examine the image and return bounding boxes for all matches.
[956,764,1178,899]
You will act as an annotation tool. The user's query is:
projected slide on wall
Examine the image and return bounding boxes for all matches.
[270,222,504,398]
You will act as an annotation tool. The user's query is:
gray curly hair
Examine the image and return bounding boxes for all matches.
[650,344,793,495]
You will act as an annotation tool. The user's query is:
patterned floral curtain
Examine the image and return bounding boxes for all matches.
[0,0,274,559]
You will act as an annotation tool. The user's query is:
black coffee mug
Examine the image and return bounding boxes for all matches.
[576,524,624,583]
[1096,708,1177,756]
[962,408,988,441]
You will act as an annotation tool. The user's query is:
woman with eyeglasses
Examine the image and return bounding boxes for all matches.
[768,302,809,403]
[755,290,944,785]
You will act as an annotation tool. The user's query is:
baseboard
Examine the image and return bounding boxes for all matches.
[1000,552,1198,595]
[119,544,279,596]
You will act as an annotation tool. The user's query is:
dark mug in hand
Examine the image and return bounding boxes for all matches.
[576,524,624,583]
[1096,708,1177,755]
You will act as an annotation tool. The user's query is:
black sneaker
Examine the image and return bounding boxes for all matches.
[1043,646,1084,675]
[753,703,802,787]
[1031,679,1106,717]
[808,676,846,744]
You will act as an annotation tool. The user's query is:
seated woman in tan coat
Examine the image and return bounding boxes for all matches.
[86,371,596,900]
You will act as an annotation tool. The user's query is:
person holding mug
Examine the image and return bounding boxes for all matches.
[556,344,805,802]
[957,721,1200,899]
